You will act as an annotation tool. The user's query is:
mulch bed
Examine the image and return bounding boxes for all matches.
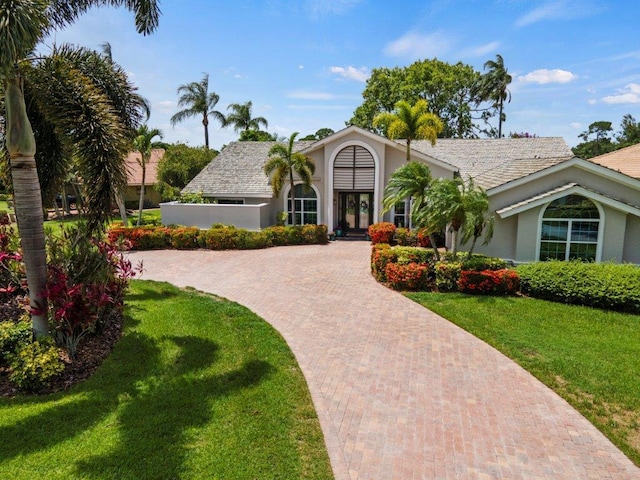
[0,296,123,398]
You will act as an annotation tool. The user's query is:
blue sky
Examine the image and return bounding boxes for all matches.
[45,0,640,149]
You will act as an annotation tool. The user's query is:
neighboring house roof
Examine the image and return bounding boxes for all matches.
[410,137,574,189]
[183,141,315,197]
[587,143,640,179]
[126,149,164,186]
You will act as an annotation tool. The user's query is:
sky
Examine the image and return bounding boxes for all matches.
[43,0,640,150]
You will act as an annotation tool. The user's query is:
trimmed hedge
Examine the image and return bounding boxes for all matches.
[107,224,329,251]
[458,269,520,295]
[368,222,395,244]
[517,261,640,313]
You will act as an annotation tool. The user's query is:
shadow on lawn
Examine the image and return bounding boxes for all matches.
[0,329,273,479]
[75,335,273,479]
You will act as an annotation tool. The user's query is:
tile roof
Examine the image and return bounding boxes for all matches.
[183,141,315,197]
[587,143,640,179]
[410,137,574,189]
[126,149,164,186]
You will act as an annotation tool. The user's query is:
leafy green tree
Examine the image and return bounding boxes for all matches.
[157,144,217,200]
[226,101,268,133]
[572,121,615,159]
[474,54,512,138]
[300,127,335,141]
[132,125,162,225]
[238,129,277,141]
[0,0,159,337]
[264,132,315,226]
[170,73,224,150]
[350,59,487,138]
[373,99,443,161]
[616,114,640,147]
[382,161,440,260]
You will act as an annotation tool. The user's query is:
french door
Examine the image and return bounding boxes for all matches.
[339,192,373,232]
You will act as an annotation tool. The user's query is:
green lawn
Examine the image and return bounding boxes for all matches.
[407,292,640,466]
[0,281,333,479]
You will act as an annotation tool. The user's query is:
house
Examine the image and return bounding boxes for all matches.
[164,126,640,264]
[123,149,165,208]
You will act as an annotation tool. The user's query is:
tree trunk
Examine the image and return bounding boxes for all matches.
[289,171,296,226]
[429,233,440,261]
[5,76,49,337]
[498,101,503,138]
[137,161,146,226]
[203,115,210,149]
[116,192,128,226]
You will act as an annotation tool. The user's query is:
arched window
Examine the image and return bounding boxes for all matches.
[539,194,600,261]
[287,184,318,225]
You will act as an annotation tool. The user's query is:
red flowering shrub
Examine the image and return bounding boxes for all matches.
[371,244,398,282]
[385,262,430,291]
[416,229,431,248]
[169,227,202,249]
[368,222,396,244]
[458,269,520,295]
[107,226,170,249]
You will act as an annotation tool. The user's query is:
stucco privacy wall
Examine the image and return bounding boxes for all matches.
[160,202,272,230]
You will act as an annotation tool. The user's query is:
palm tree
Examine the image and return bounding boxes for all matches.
[475,54,512,138]
[373,99,443,162]
[170,73,225,149]
[264,132,315,226]
[422,177,492,256]
[132,125,163,226]
[382,161,441,259]
[0,1,159,337]
[226,101,268,133]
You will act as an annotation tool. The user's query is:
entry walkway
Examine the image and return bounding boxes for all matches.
[129,242,640,479]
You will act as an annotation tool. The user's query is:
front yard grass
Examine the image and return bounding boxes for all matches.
[0,280,333,479]
[407,292,640,467]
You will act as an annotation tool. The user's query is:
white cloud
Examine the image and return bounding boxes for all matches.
[515,0,602,27]
[155,100,176,114]
[517,69,577,84]
[570,122,582,129]
[383,31,453,59]
[601,83,640,104]
[298,65,305,70]
[329,65,370,82]
[460,41,500,58]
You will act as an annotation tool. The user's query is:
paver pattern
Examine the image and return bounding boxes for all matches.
[129,242,640,479]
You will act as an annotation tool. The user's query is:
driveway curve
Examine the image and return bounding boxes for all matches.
[129,242,639,479]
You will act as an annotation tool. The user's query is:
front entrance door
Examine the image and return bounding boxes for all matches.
[339,192,373,232]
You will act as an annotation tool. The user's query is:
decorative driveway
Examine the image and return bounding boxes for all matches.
[129,242,640,479]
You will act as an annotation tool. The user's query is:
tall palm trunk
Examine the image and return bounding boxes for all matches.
[5,77,49,337]
[136,161,146,226]
[202,114,209,149]
[289,170,296,226]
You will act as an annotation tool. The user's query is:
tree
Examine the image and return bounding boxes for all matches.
[300,127,335,141]
[373,99,443,161]
[616,114,640,147]
[382,161,440,260]
[420,177,492,256]
[0,0,160,337]
[573,121,615,159]
[238,129,277,141]
[474,54,512,138]
[350,59,488,138]
[226,101,268,133]
[157,143,217,200]
[170,73,224,150]
[132,125,162,225]
[264,132,315,226]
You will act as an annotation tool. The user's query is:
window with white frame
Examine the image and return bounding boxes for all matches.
[539,194,600,261]
[392,199,410,228]
[287,184,318,225]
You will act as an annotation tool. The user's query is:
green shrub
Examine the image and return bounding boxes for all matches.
[263,226,288,246]
[205,226,239,250]
[371,244,398,282]
[518,261,640,313]
[236,230,272,250]
[435,261,462,292]
[8,339,65,392]
[459,254,508,271]
[394,246,436,266]
[0,320,32,364]
[394,228,417,246]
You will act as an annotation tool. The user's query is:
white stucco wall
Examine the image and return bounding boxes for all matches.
[160,202,273,230]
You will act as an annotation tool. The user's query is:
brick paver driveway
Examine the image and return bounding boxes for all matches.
[129,242,639,479]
